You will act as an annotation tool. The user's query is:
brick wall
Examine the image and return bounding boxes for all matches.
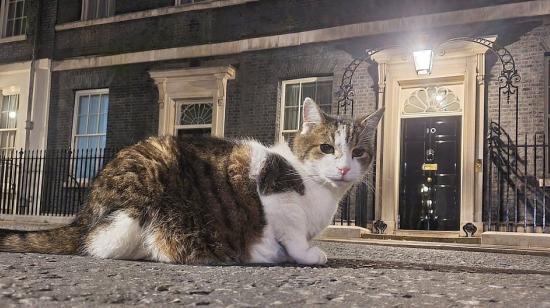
[0,0,38,64]
[47,42,377,148]
[37,0,58,59]
[486,21,550,138]
[52,0,530,59]
[0,40,33,64]
[48,65,158,149]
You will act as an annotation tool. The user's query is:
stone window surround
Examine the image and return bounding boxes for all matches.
[149,66,235,138]
[55,0,258,31]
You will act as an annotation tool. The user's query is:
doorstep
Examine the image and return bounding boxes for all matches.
[317,238,550,257]
[362,233,481,244]
[482,231,550,249]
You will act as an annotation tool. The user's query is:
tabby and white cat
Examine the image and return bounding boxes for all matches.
[0,98,383,265]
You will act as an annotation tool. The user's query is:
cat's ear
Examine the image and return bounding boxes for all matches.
[301,97,324,134]
[358,108,385,145]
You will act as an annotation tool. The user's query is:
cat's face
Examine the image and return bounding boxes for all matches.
[292,98,384,188]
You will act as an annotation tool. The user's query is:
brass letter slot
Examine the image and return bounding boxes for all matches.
[422,163,438,171]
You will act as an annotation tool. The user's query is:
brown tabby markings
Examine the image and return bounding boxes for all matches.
[0,136,270,264]
[292,116,366,161]
[259,153,305,195]
[0,226,82,254]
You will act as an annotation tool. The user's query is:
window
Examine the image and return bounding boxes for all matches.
[175,100,212,137]
[72,89,109,179]
[280,77,333,141]
[175,0,208,5]
[0,93,18,153]
[0,0,26,38]
[81,0,115,21]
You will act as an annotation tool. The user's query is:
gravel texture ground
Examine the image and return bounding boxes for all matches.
[0,241,549,307]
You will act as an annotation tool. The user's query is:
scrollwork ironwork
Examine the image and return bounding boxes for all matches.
[336,49,385,115]
[462,222,478,237]
[373,219,387,234]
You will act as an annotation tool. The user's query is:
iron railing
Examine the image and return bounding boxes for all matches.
[0,148,117,216]
[333,163,376,228]
[485,122,549,232]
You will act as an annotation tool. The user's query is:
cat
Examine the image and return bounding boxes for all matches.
[0,98,383,265]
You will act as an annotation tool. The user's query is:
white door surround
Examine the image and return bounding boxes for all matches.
[0,59,52,151]
[372,38,493,236]
[149,66,236,137]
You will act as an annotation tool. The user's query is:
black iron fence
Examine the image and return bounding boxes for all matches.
[333,163,376,228]
[0,148,117,216]
[485,122,549,232]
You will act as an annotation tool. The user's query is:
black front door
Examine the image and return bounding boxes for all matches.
[399,116,461,231]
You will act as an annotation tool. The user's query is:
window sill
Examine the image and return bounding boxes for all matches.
[0,35,26,44]
[55,0,258,31]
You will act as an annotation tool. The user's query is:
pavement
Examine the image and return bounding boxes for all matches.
[0,241,549,307]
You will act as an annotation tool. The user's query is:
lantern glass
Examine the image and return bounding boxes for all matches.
[413,49,434,75]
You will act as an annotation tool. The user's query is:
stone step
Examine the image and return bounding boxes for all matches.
[362,233,481,244]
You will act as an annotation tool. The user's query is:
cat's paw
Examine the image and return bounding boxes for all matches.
[309,246,328,265]
[294,246,327,265]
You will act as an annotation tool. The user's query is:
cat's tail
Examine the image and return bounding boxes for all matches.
[0,223,83,255]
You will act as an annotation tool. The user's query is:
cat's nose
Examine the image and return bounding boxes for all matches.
[337,167,350,176]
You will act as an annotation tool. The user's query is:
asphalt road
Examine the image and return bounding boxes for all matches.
[0,241,549,307]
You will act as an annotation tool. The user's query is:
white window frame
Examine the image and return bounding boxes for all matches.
[71,88,109,151]
[0,0,26,38]
[70,89,109,184]
[0,90,19,153]
[174,99,213,135]
[279,76,333,141]
[81,0,115,21]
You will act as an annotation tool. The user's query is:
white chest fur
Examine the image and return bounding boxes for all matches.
[245,141,345,264]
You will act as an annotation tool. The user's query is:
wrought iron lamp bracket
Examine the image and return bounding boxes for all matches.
[336,37,519,120]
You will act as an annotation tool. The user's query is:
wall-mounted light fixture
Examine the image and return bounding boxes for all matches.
[413,49,434,75]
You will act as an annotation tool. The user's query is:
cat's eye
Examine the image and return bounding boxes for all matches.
[320,144,334,154]
[352,148,366,158]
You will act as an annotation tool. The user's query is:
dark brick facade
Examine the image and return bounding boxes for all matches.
[47,42,376,148]
[487,21,550,138]
[48,65,158,149]
[52,0,531,59]
[2,0,547,152]
[0,0,37,64]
